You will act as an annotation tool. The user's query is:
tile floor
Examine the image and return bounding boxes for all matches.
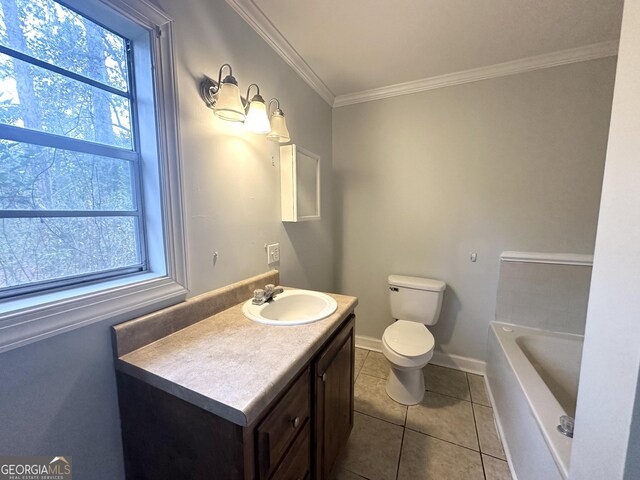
[332,348,512,480]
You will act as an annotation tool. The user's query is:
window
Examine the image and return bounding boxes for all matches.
[0,0,147,297]
[0,0,187,351]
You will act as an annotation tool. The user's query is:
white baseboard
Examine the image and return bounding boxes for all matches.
[355,335,486,375]
[431,351,486,375]
[354,335,383,352]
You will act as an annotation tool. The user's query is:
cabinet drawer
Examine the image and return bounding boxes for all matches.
[257,367,310,478]
[270,422,310,480]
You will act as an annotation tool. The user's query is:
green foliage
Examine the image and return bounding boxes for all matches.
[0,0,141,291]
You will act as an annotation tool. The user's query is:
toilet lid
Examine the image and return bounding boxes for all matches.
[385,320,434,357]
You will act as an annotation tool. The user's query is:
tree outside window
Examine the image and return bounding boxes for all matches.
[0,0,148,297]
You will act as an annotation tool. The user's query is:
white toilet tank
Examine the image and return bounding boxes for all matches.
[388,275,446,325]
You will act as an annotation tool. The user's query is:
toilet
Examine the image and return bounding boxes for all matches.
[382,275,446,405]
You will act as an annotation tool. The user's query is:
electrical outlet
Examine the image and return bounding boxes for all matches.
[267,243,280,264]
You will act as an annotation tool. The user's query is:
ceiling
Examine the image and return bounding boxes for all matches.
[229,0,623,105]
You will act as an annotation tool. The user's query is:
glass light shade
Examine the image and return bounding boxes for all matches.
[214,82,246,122]
[244,99,271,133]
[267,112,290,143]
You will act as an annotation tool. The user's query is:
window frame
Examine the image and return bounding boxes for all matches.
[0,0,188,353]
[0,22,148,298]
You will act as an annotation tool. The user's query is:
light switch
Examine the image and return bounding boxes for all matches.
[267,243,280,264]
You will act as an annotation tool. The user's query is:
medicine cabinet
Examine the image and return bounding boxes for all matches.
[280,144,321,222]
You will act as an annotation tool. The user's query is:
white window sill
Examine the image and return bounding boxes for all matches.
[0,273,188,353]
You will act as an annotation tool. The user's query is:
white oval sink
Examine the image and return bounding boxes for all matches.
[242,289,338,326]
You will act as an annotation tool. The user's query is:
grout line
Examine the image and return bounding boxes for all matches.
[473,403,509,461]
[403,425,482,455]
[358,371,389,381]
[470,382,490,480]
[467,371,477,405]
[480,454,488,480]
[358,348,370,363]
[355,410,407,428]
[425,387,473,404]
[360,373,388,381]
[341,465,371,480]
[353,405,407,428]
[467,372,494,408]
[470,393,487,480]
[395,423,406,480]
[482,451,509,462]
[403,401,408,427]
[353,348,369,383]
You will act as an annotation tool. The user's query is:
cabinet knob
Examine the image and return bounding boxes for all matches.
[322,373,327,382]
[292,416,300,428]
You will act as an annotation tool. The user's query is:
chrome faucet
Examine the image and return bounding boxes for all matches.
[252,284,284,305]
[557,415,574,438]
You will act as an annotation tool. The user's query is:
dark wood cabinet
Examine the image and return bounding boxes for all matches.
[117,313,355,480]
[257,367,310,479]
[313,314,355,480]
[270,422,311,480]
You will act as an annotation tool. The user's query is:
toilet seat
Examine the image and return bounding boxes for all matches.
[384,320,434,357]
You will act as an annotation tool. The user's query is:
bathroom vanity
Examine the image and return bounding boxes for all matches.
[112,272,357,480]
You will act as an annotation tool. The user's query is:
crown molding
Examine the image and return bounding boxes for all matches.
[225,0,335,106]
[333,40,619,107]
[223,1,617,109]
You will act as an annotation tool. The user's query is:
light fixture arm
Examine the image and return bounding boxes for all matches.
[244,83,262,110]
[200,63,237,110]
[216,63,233,91]
[268,98,283,116]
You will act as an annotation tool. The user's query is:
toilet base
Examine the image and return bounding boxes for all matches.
[385,365,426,405]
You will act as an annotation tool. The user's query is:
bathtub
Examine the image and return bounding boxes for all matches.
[486,322,584,480]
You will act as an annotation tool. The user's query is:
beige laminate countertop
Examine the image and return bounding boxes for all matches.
[116,290,357,427]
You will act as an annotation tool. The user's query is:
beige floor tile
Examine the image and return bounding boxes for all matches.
[360,351,390,379]
[468,373,491,406]
[330,467,368,480]
[406,391,478,450]
[355,373,407,425]
[473,404,506,460]
[423,364,471,400]
[397,429,484,480]
[354,348,369,382]
[483,454,513,480]
[337,412,403,480]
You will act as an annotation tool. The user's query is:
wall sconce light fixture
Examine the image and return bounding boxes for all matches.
[244,84,271,134]
[200,64,291,142]
[267,98,291,143]
[200,64,246,122]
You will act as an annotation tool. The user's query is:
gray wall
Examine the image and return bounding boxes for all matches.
[333,58,615,361]
[570,0,640,477]
[495,262,592,335]
[0,0,333,478]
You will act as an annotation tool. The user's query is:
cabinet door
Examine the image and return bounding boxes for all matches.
[314,314,355,479]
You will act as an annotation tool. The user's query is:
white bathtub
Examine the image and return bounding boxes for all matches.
[486,322,584,480]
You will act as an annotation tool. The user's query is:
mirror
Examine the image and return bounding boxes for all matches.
[280,144,321,222]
